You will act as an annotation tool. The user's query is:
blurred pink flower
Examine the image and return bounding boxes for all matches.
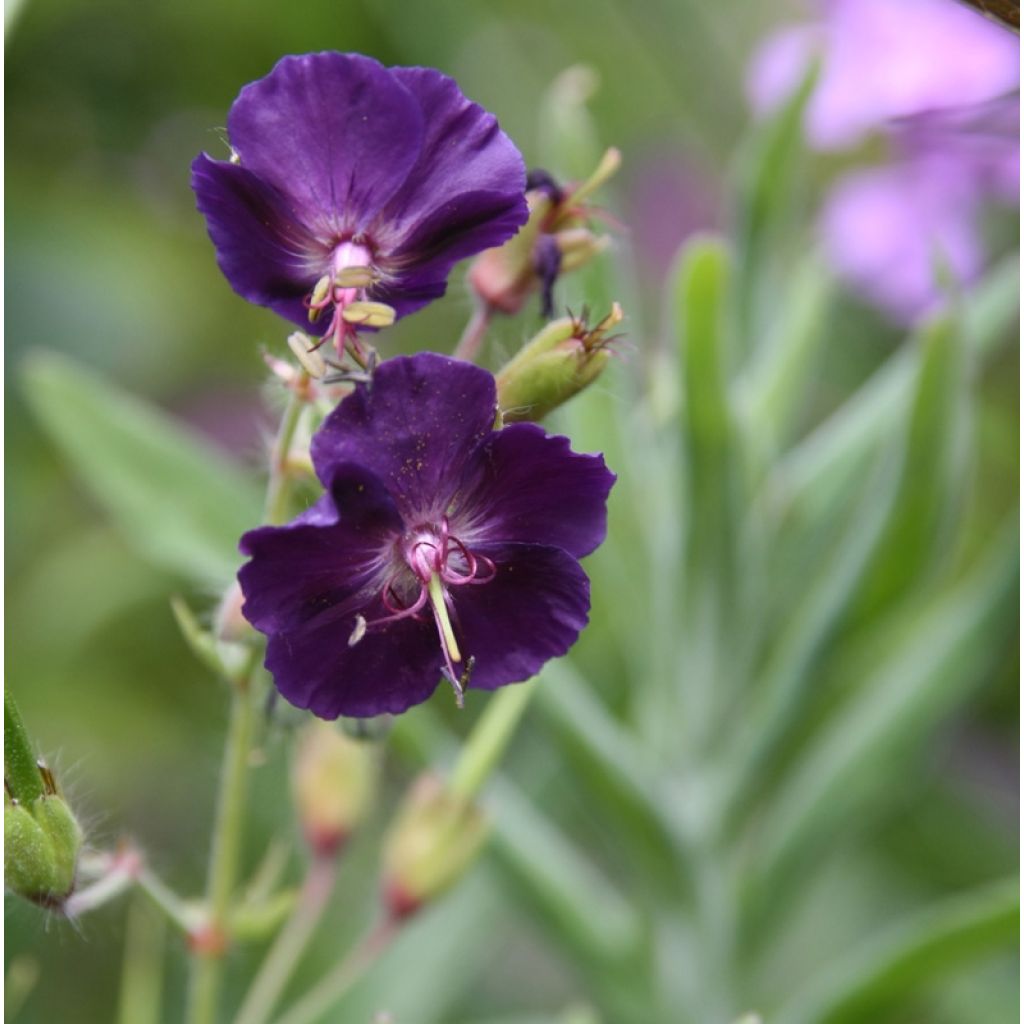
[748,0,1018,151]
[748,0,1019,323]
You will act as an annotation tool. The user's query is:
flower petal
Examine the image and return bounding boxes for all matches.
[375,66,527,245]
[451,542,590,690]
[456,423,614,559]
[192,154,329,327]
[238,466,403,635]
[311,354,497,519]
[368,66,528,317]
[819,161,982,323]
[374,190,531,318]
[266,611,444,718]
[227,52,425,235]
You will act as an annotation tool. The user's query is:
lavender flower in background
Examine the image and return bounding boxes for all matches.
[748,0,1019,322]
[192,52,528,354]
[239,353,614,719]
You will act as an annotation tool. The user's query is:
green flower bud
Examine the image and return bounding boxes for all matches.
[291,721,377,855]
[496,303,622,422]
[380,774,489,920]
[5,793,83,907]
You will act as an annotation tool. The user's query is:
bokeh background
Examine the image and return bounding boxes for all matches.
[5,1,1018,1022]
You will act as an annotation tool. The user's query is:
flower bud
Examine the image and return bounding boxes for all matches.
[496,303,622,422]
[468,148,619,317]
[214,580,255,645]
[5,793,83,907]
[380,774,489,920]
[467,193,553,315]
[291,722,377,856]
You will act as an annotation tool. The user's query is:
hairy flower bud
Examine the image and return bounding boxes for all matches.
[496,303,622,422]
[291,722,377,855]
[380,773,489,919]
[4,793,83,907]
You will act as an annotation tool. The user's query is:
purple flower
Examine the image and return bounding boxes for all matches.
[747,0,1019,323]
[192,53,528,350]
[238,354,614,719]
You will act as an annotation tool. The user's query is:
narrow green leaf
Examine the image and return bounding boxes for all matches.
[489,776,642,967]
[722,450,901,824]
[733,60,817,350]
[851,313,968,619]
[754,519,1017,897]
[675,237,738,600]
[22,351,262,587]
[535,661,687,889]
[774,253,1018,521]
[740,256,833,458]
[777,879,1018,1024]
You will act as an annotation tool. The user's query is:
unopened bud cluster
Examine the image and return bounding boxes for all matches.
[4,763,83,909]
[497,303,623,422]
[469,148,620,317]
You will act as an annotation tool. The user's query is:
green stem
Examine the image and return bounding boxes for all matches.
[448,678,538,800]
[4,692,44,804]
[264,386,307,525]
[234,855,339,1024]
[186,661,260,1024]
[118,897,166,1024]
[270,918,397,1024]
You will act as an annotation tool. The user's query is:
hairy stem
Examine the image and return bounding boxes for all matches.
[185,657,261,1024]
[270,918,398,1024]
[453,300,493,362]
[264,385,307,526]
[234,855,339,1024]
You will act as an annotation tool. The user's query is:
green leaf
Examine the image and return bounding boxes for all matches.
[773,253,1018,523]
[851,313,969,619]
[675,237,738,602]
[752,518,1017,899]
[535,661,687,890]
[733,59,817,351]
[722,450,901,825]
[740,255,833,459]
[22,351,262,587]
[776,879,1018,1024]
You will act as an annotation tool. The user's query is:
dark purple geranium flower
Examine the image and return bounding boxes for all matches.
[192,52,528,351]
[238,353,614,718]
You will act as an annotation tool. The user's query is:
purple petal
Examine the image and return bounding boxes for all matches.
[374,190,531,318]
[191,154,329,328]
[372,66,527,262]
[238,468,402,635]
[266,611,443,718]
[456,423,614,560]
[452,542,591,691]
[311,354,497,518]
[819,161,982,323]
[227,52,424,235]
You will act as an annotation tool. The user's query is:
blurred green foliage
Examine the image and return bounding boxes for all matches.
[6,0,1018,1022]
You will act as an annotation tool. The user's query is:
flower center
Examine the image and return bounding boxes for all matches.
[350,517,496,706]
[304,240,396,360]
